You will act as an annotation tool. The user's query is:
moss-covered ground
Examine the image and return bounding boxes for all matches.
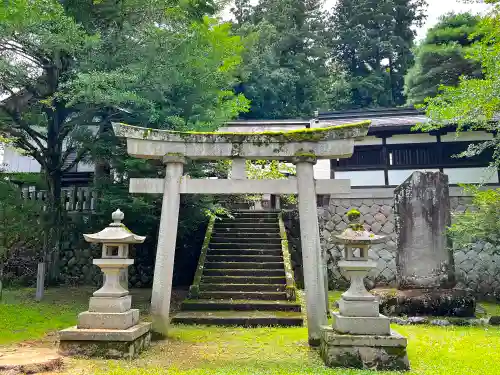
[1,288,499,375]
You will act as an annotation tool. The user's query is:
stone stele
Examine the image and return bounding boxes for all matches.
[394,171,455,289]
[392,172,475,318]
[59,209,152,359]
[320,210,409,371]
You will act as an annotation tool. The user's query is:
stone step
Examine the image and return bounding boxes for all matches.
[211,231,280,239]
[198,291,288,300]
[199,283,286,292]
[181,299,301,312]
[206,254,283,263]
[221,217,277,223]
[171,310,303,327]
[234,210,279,214]
[208,249,282,256]
[201,275,286,285]
[210,243,282,250]
[215,223,279,230]
[233,215,279,221]
[204,262,284,270]
[203,269,286,277]
[234,209,279,213]
[210,237,282,244]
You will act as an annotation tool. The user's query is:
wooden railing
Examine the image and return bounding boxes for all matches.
[21,186,96,212]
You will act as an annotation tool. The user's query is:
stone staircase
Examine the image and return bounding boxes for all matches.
[172,210,303,327]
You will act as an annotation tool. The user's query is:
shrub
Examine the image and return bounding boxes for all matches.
[449,186,500,251]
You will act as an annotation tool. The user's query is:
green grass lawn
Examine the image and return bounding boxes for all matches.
[1,288,500,375]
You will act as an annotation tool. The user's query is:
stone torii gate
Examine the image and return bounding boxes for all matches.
[113,121,370,345]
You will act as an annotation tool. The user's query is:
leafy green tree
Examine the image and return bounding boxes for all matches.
[417,1,500,168]
[232,0,331,119]
[449,186,500,250]
[329,0,427,108]
[0,0,248,281]
[0,1,100,281]
[417,2,500,259]
[0,181,44,299]
[405,13,483,105]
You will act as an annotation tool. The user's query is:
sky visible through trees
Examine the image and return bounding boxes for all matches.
[221,0,492,39]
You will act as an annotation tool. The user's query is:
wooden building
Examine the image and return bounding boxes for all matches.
[315,107,498,187]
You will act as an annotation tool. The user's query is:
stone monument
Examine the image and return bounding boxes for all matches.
[59,209,152,359]
[395,171,455,289]
[375,171,475,317]
[320,210,409,371]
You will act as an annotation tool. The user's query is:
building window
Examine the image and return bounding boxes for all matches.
[334,145,386,170]
[441,141,493,167]
[388,143,439,167]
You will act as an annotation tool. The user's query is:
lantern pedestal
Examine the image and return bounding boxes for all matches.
[59,209,151,359]
[320,327,410,371]
[58,322,151,359]
[320,211,409,371]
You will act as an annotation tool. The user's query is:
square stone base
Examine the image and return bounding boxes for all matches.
[58,322,151,359]
[78,309,139,330]
[320,326,410,371]
[333,312,390,335]
[338,299,379,317]
[89,295,132,313]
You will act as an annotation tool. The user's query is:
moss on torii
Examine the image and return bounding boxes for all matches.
[123,120,371,144]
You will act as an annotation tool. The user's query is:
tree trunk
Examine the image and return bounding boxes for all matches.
[0,261,4,301]
[388,55,396,106]
[45,170,63,285]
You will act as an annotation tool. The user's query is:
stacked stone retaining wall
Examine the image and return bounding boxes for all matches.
[317,187,500,299]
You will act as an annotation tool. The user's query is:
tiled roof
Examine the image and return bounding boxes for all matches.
[317,108,428,129]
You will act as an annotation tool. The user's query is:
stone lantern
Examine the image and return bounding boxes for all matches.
[319,210,409,371]
[59,209,152,359]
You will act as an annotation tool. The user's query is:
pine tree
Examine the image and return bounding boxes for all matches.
[330,0,427,107]
[404,13,483,105]
[232,0,331,119]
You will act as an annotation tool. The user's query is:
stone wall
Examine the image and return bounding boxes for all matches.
[318,197,397,289]
[318,188,500,299]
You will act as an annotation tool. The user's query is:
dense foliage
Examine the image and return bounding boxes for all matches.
[0,181,44,293]
[231,0,330,118]
[449,186,500,253]
[405,12,483,105]
[416,1,500,253]
[329,0,427,108]
[0,0,248,282]
[231,0,428,115]
[417,1,500,168]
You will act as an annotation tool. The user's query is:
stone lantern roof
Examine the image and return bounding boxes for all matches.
[83,209,146,244]
[333,211,386,245]
[333,227,386,246]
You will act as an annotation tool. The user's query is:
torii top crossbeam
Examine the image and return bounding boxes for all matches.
[112,121,370,161]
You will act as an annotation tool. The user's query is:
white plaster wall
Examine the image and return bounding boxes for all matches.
[77,161,96,173]
[0,143,4,169]
[386,134,437,144]
[335,170,385,186]
[314,160,331,180]
[355,136,383,146]
[441,131,493,143]
[2,147,41,173]
[388,169,439,186]
[444,167,499,184]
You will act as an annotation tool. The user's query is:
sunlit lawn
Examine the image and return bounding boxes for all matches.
[1,288,500,375]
